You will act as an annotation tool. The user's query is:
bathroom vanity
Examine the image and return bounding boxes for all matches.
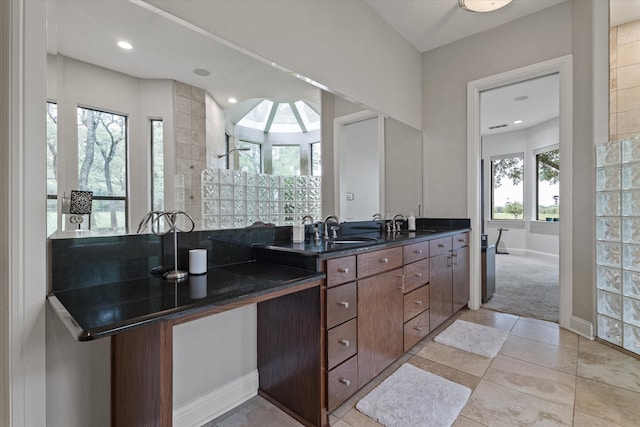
[47,219,469,427]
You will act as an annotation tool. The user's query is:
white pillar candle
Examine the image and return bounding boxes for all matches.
[189,274,207,299]
[189,249,207,275]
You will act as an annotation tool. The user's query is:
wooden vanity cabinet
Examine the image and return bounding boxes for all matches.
[429,232,470,330]
[401,240,430,351]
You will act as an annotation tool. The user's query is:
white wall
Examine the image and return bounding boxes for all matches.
[146,0,422,130]
[482,118,560,256]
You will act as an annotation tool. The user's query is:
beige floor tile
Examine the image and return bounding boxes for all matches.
[482,354,576,406]
[458,308,519,332]
[573,410,625,427]
[461,380,573,426]
[329,419,353,427]
[499,334,578,375]
[408,355,482,391]
[415,341,492,377]
[452,416,486,426]
[214,396,302,427]
[577,337,640,393]
[575,377,640,426]
[341,408,383,427]
[510,318,578,349]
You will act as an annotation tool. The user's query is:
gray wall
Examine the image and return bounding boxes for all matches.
[422,0,607,324]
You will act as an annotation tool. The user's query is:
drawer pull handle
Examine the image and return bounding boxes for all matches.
[414,327,423,332]
[337,301,349,308]
[337,267,350,273]
[438,243,446,248]
[414,249,423,254]
[414,300,423,306]
[338,377,351,387]
[338,339,350,347]
[414,272,423,278]
[458,238,465,242]
[380,258,389,263]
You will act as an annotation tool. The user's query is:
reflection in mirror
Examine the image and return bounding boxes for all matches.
[46,0,323,236]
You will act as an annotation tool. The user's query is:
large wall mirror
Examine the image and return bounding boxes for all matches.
[46,0,422,237]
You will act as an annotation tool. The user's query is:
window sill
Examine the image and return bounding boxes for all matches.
[487,220,525,229]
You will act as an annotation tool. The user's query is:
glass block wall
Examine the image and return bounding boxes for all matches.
[201,168,322,230]
[596,136,640,355]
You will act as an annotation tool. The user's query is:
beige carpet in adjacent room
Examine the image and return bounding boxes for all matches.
[482,253,559,322]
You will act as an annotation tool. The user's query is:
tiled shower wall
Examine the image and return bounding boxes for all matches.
[202,168,322,229]
[596,136,640,355]
[610,19,640,141]
[174,81,206,229]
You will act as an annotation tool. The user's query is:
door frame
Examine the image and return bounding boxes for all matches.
[466,55,573,329]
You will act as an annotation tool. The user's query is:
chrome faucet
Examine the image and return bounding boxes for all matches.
[372,213,382,221]
[392,213,407,234]
[301,215,314,225]
[323,215,340,239]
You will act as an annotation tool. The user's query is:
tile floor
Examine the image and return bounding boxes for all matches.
[205,308,640,426]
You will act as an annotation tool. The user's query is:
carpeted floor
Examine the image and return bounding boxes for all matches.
[482,253,559,323]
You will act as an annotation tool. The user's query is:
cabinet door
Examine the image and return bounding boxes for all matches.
[429,253,452,331]
[357,268,404,387]
[452,245,470,312]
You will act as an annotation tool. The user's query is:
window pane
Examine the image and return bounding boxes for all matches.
[295,100,320,132]
[272,145,300,176]
[537,148,560,220]
[270,103,302,133]
[47,102,58,196]
[491,156,523,220]
[47,198,57,237]
[151,119,164,211]
[311,142,322,176]
[237,100,273,130]
[90,199,126,231]
[77,107,127,197]
[238,141,261,173]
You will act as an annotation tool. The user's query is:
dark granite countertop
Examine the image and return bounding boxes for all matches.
[48,261,324,341]
[255,227,471,258]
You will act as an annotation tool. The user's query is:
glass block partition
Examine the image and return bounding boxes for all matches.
[201,168,322,230]
[596,136,640,355]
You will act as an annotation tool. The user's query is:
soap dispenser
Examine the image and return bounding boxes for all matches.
[408,212,416,231]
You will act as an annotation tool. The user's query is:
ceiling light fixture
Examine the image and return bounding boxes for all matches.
[514,95,529,101]
[459,0,512,13]
[228,97,237,104]
[193,68,210,77]
[513,120,523,124]
[117,40,133,50]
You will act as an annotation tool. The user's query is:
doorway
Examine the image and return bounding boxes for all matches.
[479,74,560,323]
[466,56,573,329]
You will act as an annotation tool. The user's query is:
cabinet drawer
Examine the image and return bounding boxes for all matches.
[326,256,357,288]
[327,318,357,370]
[403,258,429,294]
[326,282,357,329]
[430,236,453,257]
[328,355,358,412]
[357,247,403,278]
[404,310,430,351]
[452,232,469,249]
[403,285,430,322]
[403,241,429,264]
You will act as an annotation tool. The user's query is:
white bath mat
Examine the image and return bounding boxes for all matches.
[434,319,508,358]
[356,363,471,427]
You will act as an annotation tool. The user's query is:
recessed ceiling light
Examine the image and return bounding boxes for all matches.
[228,97,237,104]
[459,0,512,13]
[513,120,523,124]
[193,68,210,77]
[117,41,133,50]
[514,95,529,101]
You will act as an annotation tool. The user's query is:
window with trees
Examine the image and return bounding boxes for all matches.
[238,140,261,173]
[151,119,164,211]
[491,154,524,220]
[77,107,127,231]
[311,142,321,176]
[272,145,301,176]
[536,147,559,220]
[46,101,58,236]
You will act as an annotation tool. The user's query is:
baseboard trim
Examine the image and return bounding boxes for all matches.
[568,316,593,339]
[524,249,559,261]
[173,370,259,427]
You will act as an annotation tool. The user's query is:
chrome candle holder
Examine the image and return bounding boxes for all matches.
[137,210,195,282]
